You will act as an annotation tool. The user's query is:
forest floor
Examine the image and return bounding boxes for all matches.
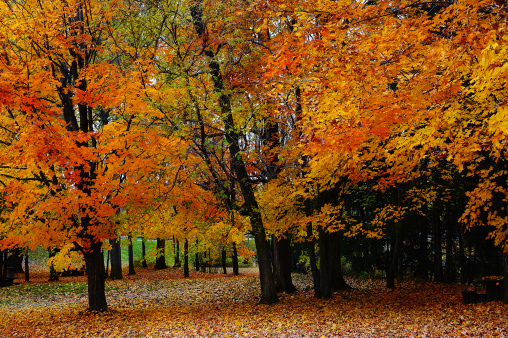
[0,267,506,337]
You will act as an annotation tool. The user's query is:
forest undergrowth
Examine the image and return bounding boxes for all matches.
[0,267,506,337]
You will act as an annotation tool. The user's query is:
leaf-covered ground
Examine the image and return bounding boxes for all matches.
[0,268,506,337]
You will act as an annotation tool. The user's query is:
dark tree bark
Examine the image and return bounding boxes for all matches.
[154,238,167,270]
[12,248,23,273]
[48,248,59,281]
[184,239,189,277]
[222,247,227,274]
[109,237,123,280]
[273,236,296,294]
[141,239,147,268]
[173,236,181,267]
[24,252,29,282]
[232,242,239,276]
[190,1,277,304]
[83,241,107,311]
[503,253,508,304]
[195,239,200,272]
[330,233,349,291]
[305,204,321,297]
[387,223,402,289]
[416,221,429,279]
[128,235,135,275]
[444,216,454,283]
[0,251,4,285]
[433,214,444,283]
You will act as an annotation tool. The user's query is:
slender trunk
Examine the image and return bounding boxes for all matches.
[154,238,167,270]
[190,2,276,303]
[83,241,107,311]
[128,235,135,275]
[232,242,239,275]
[433,217,443,283]
[141,239,147,268]
[387,223,402,289]
[503,252,508,304]
[305,203,321,297]
[195,239,200,272]
[208,248,211,273]
[105,250,110,278]
[110,237,123,280]
[222,247,227,274]
[273,236,296,293]
[0,251,4,285]
[184,239,189,277]
[174,238,181,267]
[444,218,453,283]
[24,251,29,282]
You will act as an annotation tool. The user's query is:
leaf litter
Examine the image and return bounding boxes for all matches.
[0,267,506,337]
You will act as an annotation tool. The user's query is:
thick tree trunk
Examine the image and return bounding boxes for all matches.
[83,241,107,311]
[222,247,227,274]
[184,239,189,277]
[154,238,167,270]
[110,237,123,280]
[49,248,59,281]
[128,236,135,275]
[12,248,23,273]
[387,224,402,289]
[141,239,147,268]
[331,233,349,291]
[232,242,239,276]
[273,236,296,294]
[416,221,429,279]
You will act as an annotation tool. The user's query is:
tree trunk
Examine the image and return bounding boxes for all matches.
[24,251,29,282]
[232,242,239,275]
[318,228,334,298]
[174,238,181,267]
[433,216,443,283]
[503,252,508,304]
[12,248,23,273]
[184,239,189,277]
[416,221,429,279]
[331,233,349,291]
[154,238,167,270]
[387,223,402,289]
[195,239,200,272]
[444,217,453,283]
[0,251,4,285]
[222,247,227,274]
[273,236,296,293]
[141,239,147,268]
[49,248,59,281]
[190,1,277,304]
[110,237,123,280]
[105,250,110,278]
[128,235,135,275]
[83,241,107,311]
